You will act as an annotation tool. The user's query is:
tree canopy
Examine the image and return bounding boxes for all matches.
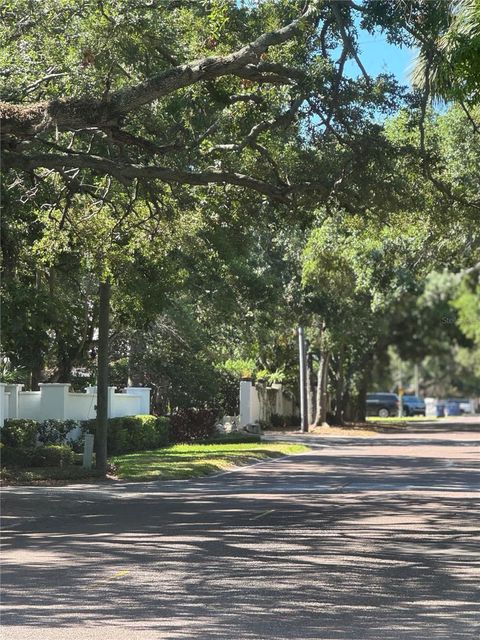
[1,0,480,447]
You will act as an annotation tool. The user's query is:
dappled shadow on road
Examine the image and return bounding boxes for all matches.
[1,450,480,639]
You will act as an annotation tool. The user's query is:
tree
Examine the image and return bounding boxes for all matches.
[411,0,480,106]
[1,0,412,210]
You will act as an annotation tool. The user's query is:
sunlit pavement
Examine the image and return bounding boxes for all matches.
[1,418,479,639]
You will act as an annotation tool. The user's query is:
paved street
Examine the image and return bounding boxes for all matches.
[1,418,480,639]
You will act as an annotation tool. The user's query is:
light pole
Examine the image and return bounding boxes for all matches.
[398,367,404,418]
[298,326,308,433]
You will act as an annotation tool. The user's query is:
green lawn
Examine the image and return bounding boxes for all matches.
[111,442,309,481]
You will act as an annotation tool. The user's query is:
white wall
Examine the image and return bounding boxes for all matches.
[18,392,41,420]
[0,383,151,426]
[108,392,141,418]
[239,381,297,427]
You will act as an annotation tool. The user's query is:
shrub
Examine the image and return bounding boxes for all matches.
[1,444,74,468]
[154,416,170,446]
[169,408,218,443]
[269,413,285,429]
[30,445,75,467]
[1,419,38,448]
[83,415,170,455]
[37,419,79,446]
[1,445,34,467]
[285,414,300,428]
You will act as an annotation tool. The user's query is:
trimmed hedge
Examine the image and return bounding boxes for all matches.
[30,445,75,467]
[1,444,74,468]
[0,443,33,467]
[1,419,38,448]
[84,415,170,455]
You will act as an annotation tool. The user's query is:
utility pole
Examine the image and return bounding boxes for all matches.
[414,363,420,397]
[298,326,308,433]
[398,366,404,418]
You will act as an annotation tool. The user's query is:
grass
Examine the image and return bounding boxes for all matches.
[110,442,309,481]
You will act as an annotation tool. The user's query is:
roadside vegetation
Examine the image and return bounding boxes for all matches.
[0,413,308,485]
[1,2,479,474]
[111,442,308,481]
[1,439,308,485]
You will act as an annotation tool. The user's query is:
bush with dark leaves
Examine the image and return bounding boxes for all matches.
[169,408,218,443]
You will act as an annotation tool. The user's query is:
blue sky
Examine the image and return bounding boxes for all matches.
[346,31,417,86]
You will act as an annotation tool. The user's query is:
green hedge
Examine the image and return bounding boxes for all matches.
[1,444,74,468]
[84,415,170,455]
[1,418,85,450]
[31,445,75,467]
[1,419,38,448]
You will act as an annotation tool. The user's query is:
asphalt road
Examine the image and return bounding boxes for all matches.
[1,418,480,639]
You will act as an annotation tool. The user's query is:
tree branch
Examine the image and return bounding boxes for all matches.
[4,151,291,202]
[1,2,320,140]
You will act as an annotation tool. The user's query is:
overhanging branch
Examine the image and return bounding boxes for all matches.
[4,151,291,202]
[0,2,320,141]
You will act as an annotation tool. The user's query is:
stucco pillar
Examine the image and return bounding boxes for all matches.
[239,380,253,427]
[107,386,117,418]
[125,387,151,415]
[39,383,70,420]
[4,384,24,419]
[0,383,6,427]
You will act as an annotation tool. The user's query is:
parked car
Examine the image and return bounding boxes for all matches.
[445,398,474,415]
[366,393,399,418]
[402,395,426,416]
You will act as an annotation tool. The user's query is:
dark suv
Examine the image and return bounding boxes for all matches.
[366,392,399,418]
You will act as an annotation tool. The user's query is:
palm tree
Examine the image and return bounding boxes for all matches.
[411,0,480,105]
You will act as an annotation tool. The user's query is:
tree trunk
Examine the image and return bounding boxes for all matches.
[306,351,313,426]
[314,350,330,426]
[30,361,43,391]
[334,345,345,425]
[320,351,330,425]
[96,280,111,474]
[356,368,368,422]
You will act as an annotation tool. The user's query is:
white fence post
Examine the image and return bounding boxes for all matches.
[239,380,252,427]
[83,433,95,469]
[107,387,117,418]
[5,384,23,419]
[0,383,6,427]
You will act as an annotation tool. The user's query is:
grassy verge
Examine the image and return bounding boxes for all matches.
[111,442,309,481]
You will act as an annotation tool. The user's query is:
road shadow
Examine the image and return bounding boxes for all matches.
[1,449,479,639]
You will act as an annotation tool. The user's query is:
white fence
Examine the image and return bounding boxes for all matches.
[239,380,297,427]
[0,383,151,427]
